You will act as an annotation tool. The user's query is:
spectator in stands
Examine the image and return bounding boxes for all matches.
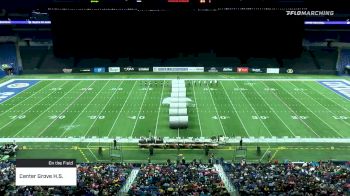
[129,160,229,196]
[0,162,133,195]
[223,160,350,195]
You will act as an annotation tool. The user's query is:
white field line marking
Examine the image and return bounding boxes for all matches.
[11,78,347,81]
[259,146,271,162]
[0,81,54,117]
[220,81,250,137]
[0,81,68,131]
[260,81,320,137]
[192,81,203,137]
[307,82,350,113]
[288,81,350,129]
[0,79,15,87]
[58,81,111,137]
[251,83,296,137]
[36,81,97,136]
[232,81,273,137]
[154,80,165,138]
[88,147,99,161]
[130,83,151,137]
[107,81,137,137]
[14,81,80,137]
[341,79,350,85]
[83,81,125,137]
[275,81,343,138]
[206,83,227,137]
[0,80,46,105]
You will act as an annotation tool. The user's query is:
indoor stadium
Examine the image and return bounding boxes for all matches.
[0,0,350,195]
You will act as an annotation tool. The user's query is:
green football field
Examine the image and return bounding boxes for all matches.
[1,77,349,140]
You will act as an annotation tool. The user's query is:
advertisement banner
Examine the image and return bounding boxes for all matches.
[153,67,204,72]
[79,68,91,73]
[93,67,105,73]
[138,67,150,72]
[62,68,72,73]
[108,67,120,73]
[123,66,135,72]
[237,67,249,73]
[250,68,265,73]
[222,67,233,72]
[266,68,280,74]
[207,67,219,72]
[286,68,294,74]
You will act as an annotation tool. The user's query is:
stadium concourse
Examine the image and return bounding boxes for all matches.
[1,160,350,195]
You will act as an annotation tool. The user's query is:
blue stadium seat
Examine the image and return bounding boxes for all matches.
[0,43,18,74]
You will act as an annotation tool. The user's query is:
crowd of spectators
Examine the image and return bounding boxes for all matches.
[223,160,350,195]
[2,159,350,196]
[0,162,133,195]
[128,159,229,196]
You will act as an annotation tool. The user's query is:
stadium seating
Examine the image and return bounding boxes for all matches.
[223,161,350,195]
[338,49,350,74]
[0,43,17,74]
[0,162,133,195]
[1,160,349,195]
[128,161,229,196]
[304,31,338,43]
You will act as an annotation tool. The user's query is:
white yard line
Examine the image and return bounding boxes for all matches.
[130,83,151,137]
[220,82,250,137]
[88,147,99,161]
[250,84,296,137]
[260,81,320,137]
[259,146,271,162]
[306,82,350,113]
[0,79,15,87]
[275,81,343,138]
[206,84,227,137]
[36,81,97,136]
[57,81,111,137]
[0,81,68,132]
[107,81,137,137]
[12,81,80,136]
[192,81,203,137]
[288,81,350,128]
[83,81,125,137]
[154,81,165,138]
[0,81,54,117]
[232,81,273,137]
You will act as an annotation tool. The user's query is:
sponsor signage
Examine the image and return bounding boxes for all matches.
[16,159,76,186]
[266,68,280,74]
[80,68,91,73]
[108,67,120,73]
[138,67,150,72]
[123,66,135,72]
[318,81,350,100]
[0,80,39,104]
[222,67,233,72]
[93,67,105,73]
[153,67,204,72]
[62,68,72,73]
[250,68,263,73]
[286,68,294,74]
[237,67,249,73]
[208,67,218,72]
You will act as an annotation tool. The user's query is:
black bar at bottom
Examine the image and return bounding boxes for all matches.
[16,159,76,168]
